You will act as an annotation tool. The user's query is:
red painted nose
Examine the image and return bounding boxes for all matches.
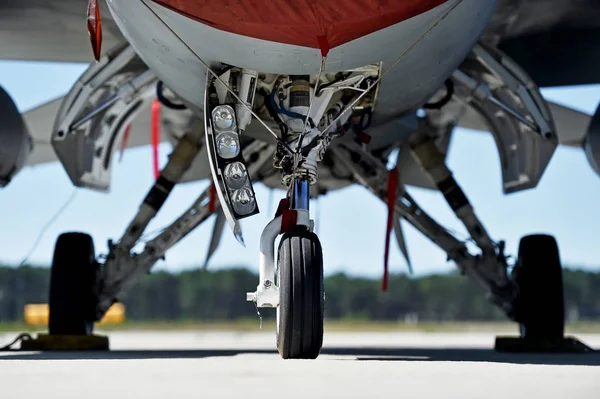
[152,0,448,50]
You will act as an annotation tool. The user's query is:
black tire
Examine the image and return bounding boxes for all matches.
[49,232,99,336]
[512,234,565,339]
[276,228,324,359]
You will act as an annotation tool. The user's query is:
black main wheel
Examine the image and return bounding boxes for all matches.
[276,228,324,359]
[512,234,565,339]
[49,232,100,336]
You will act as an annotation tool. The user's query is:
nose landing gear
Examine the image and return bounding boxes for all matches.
[247,178,325,359]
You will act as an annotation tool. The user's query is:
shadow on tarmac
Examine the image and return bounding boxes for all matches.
[1,346,599,366]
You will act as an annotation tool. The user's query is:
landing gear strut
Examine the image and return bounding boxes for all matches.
[331,134,593,353]
[243,71,347,359]
[247,179,325,359]
[277,179,324,359]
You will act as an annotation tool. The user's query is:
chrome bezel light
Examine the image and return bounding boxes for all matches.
[212,105,241,160]
[223,161,256,216]
[212,105,237,132]
[224,161,249,190]
[230,186,257,216]
[205,85,259,225]
[215,131,240,159]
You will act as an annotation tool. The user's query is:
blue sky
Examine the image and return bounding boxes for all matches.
[0,60,599,278]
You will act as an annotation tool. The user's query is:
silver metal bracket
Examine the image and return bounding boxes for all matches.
[246,208,311,308]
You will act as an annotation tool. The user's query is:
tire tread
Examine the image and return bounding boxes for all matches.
[276,228,324,359]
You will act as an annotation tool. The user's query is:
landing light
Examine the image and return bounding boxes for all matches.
[216,132,240,159]
[207,101,259,221]
[224,161,248,189]
[231,187,256,215]
[212,105,236,131]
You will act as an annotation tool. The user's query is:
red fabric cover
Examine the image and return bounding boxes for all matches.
[152,0,448,49]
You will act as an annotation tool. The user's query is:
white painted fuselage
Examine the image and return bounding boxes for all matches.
[105,0,496,126]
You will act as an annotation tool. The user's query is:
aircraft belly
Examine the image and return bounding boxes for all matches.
[373,0,496,121]
[107,0,496,118]
[105,0,210,115]
[150,0,449,49]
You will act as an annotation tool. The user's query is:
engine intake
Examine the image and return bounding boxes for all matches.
[0,86,32,188]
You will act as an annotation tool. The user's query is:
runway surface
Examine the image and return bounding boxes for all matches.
[1,330,599,398]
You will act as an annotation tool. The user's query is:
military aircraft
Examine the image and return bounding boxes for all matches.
[1,0,599,359]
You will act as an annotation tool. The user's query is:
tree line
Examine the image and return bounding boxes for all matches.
[0,265,599,322]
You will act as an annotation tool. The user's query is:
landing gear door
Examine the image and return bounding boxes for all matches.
[51,45,156,192]
[52,96,151,192]
[452,43,559,194]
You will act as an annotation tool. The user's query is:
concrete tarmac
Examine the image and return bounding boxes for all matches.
[1,330,599,398]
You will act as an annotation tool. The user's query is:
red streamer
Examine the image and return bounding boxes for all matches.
[151,99,161,181]
[383,168,398,292]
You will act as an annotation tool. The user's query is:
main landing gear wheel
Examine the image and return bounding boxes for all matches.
[276,228,324,359]
[496,233,590,352]
[512,234,564,339]
[49,232,100,336]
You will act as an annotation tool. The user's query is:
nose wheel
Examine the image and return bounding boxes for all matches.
[276,227,324,359]
[246,179,326,359]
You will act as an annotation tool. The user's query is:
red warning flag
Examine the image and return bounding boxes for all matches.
[151,99,161,181]
[383,168,399,292]
[208,182,217,214]
[119,125,132,162]
[87,0,103,62]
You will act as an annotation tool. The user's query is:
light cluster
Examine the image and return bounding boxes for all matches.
[211,105,258,218]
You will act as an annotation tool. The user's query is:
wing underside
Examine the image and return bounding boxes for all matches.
[483,0,600,87]
[0,0,124,63]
